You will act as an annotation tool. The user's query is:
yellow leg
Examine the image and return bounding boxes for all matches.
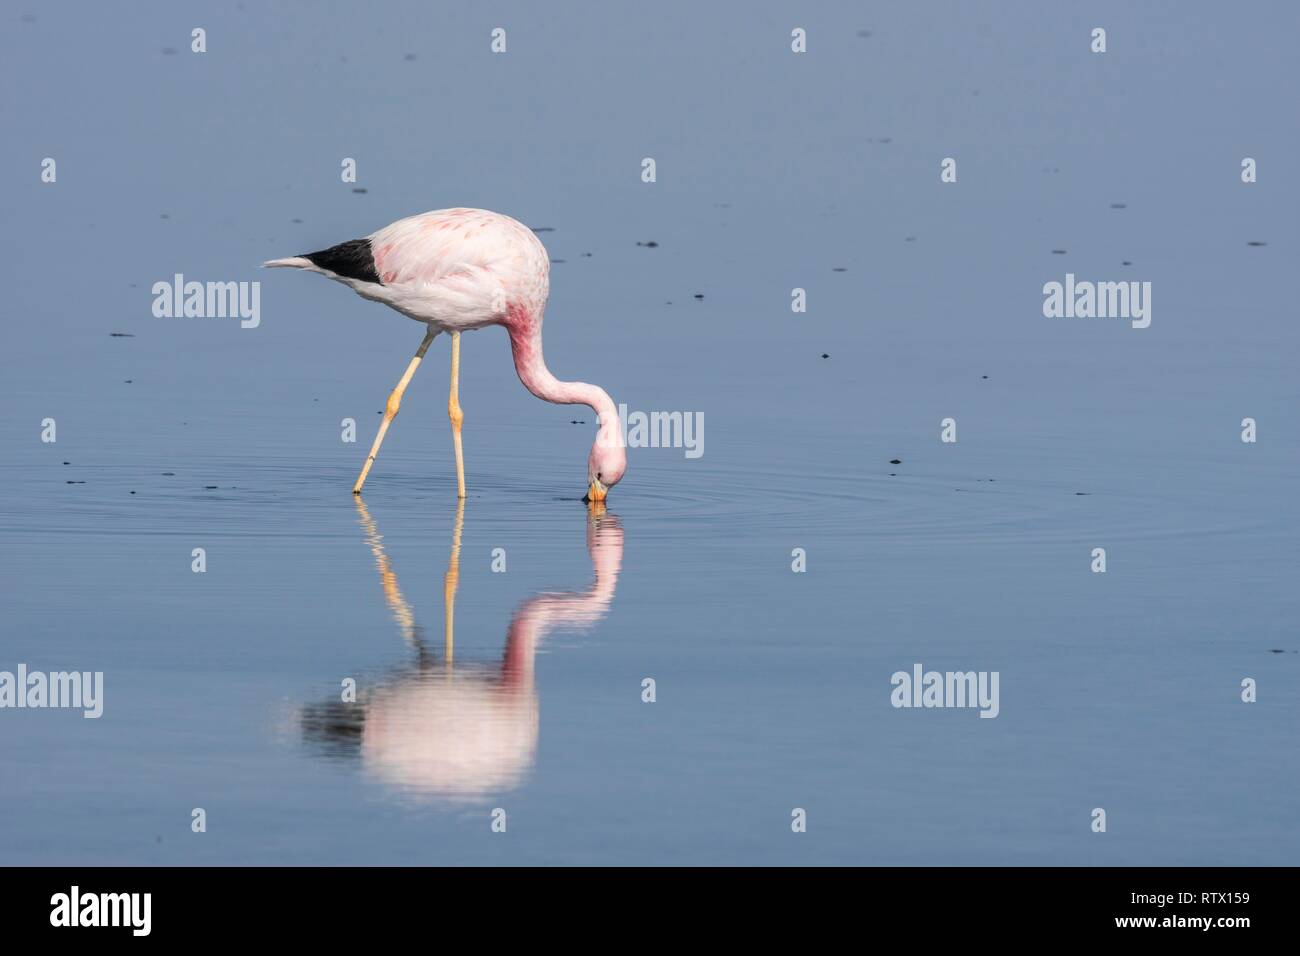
[353,328,436,494]
[448,331,466,499]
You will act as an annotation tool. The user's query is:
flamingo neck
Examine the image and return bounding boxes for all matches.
[507,322,619,440]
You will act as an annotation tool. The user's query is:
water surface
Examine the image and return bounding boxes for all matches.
[1,1,1297,865]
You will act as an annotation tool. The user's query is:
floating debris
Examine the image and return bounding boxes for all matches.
[1110,203,1127,209]
[1247,241,1267,247]
[403,53,417,61]
[636,240,658,248]
[531,226,555,233]
[904,236,916,242]
[162,472,175,476]
[109,332,134,338]
[1122,260,1132,266]
[66,480,85,484]
[550,259,566,264]
[832,267,847,272]
[352,187,368,194]
[1051,249,1067,255]
[889,459,901,464]
[693,293,704,300]
[160,46,177,55]
[821,353,829,359]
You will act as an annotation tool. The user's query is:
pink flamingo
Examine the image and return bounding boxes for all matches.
[265,208,627,501]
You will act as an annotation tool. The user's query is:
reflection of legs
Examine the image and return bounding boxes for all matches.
[354,496,422,653]
[443,497,465,664]
[448,331,466,499]
[353,327,437,494]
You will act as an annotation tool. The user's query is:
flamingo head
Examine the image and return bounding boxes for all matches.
[585,441,626,502]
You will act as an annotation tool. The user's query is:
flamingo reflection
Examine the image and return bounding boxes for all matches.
[300,498,624,800]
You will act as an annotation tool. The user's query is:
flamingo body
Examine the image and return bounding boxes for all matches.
[269,208,549,333]
[265,208,626,498]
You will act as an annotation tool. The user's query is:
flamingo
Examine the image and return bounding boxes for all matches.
[264,208,627,501]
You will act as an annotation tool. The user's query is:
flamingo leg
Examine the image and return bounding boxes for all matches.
[448,331,466,498]
[352,327,437,495]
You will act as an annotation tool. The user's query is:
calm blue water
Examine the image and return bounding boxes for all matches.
[1,1,1296,865]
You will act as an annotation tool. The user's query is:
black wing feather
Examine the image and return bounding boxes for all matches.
[302,238,382,285]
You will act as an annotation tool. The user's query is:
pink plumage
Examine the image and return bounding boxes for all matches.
[265,208,626,499]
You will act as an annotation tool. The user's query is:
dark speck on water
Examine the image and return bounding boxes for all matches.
[161,472,174,476]
[1247,241,1267,247]
[403,53,417,61]
[693,294,704,300]
[352,188,367,194]
[1075,492,1090,496]
[890,459,902,464]
[904,236,916,242]
[65,481,84,484]
[550,259,566,264]
[1122,260,1132,266]
[531,227,555,233]
[205,486,218,490]
[160,47,177,55]
[821,353,829,359]
[1110,203,1127,209]
[1269,649,1285,654]
[292,218,303,224]
[109,332,134,337]
[1051,249,1067,255]
[637,240,658,247]
[832,267,847,272]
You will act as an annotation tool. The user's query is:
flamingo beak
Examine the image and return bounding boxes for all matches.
[585,478,608,502]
